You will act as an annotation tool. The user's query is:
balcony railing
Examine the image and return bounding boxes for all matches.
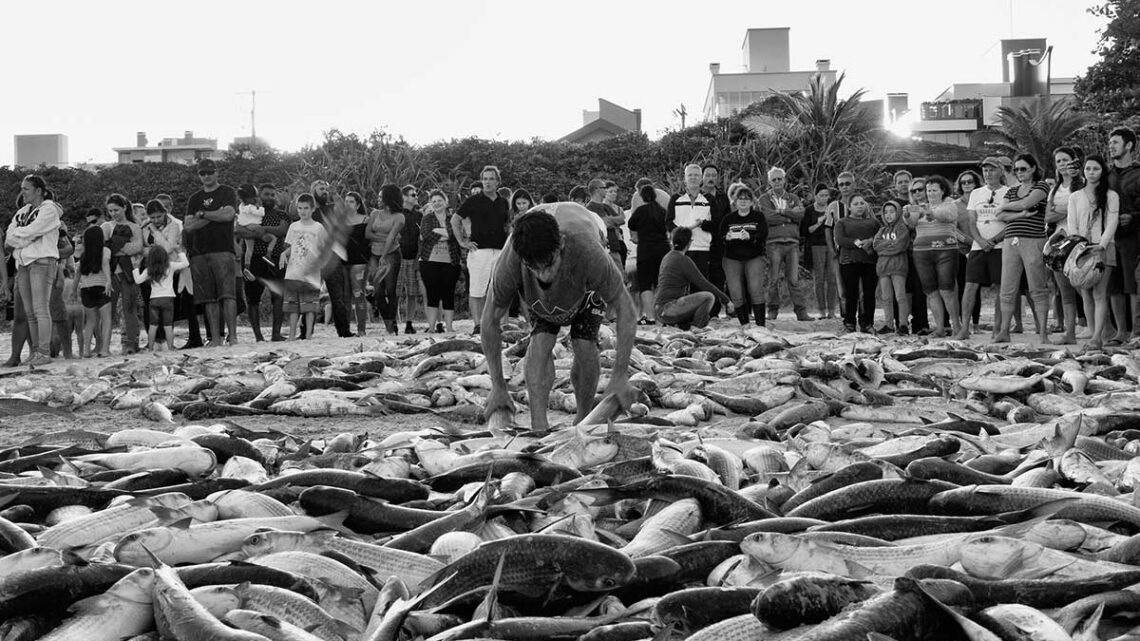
[920,99,983,121]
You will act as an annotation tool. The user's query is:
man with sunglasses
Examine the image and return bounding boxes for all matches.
[901,177,932,335]
[398,185,424,334]
[957,157,1010,340]
[183,159,239,347]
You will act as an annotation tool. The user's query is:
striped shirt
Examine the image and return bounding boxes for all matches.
[911,200,960,251]
[1003,181,1049,238]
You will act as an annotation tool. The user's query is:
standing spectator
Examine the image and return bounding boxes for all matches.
[587,178,626,268]
[655,227,733,330]
[994,153,1052,344]
[1068,155,1119,351]
[452,165,510,335]
[48,220,74,359]
[834,194,880,333]
[1045,147,1083,345]
[77,225,112,358]
[1107,127,1140,344]
[702,163,730,316]
[366,184,405,335]
[235,184,288,342]
[281,194,329,340]
[398,185,424,334]
[133,245,189,352]
[958,157,1010,340]
[6,175,61,366]
[140,199,183,345]
[666,164,714,281]
[603,181,622,215]
[954,170,984,333]
[508,189,535,320]
[102,194,143,354]
[758,167,812,321]
[803,184,836,319]
[310,180,355,339]
[155,193,202,349]
[890,170,913,205]
[183,159,239,347]
[872,200,911,334]
[720,187,768,327]
[419,190,461,333]
[343,191,371,337]
[627,183,670,325]
[824,172,856,314]
[902,177,933,334]
[908,175,962,338]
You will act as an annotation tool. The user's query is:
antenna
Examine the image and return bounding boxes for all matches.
[673,104,688,129]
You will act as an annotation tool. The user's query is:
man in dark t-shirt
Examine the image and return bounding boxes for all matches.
[184,159,238,347]
[481,203,638,433]
[452,165,510,335]
[234,183,289,341]
[586,178,625,268]
[399,185,424,334]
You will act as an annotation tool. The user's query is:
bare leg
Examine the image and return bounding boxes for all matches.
[98,304,112,356]
[223,299,238,345]
[927,293,946,337]
[956,283,980,339]
[302,312,316,339]
[639,290,656,321]
[943,288,961,335]
[525,332,557,434]
[205,302,222,347]
[470,297,485,330]
[288,313,300,341]
[570,337,601,426]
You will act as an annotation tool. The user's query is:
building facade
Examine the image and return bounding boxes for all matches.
[113,131,223,165]
[560,99,642,144]
[703,28,837,121]
[14,134,68,168]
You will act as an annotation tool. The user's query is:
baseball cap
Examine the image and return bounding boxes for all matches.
[981,156,1005,169]
[996,156,1013,169]
[196,158,217,173]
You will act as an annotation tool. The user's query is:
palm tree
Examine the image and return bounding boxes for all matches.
[739,73,885,191]
[971,99,1093,175]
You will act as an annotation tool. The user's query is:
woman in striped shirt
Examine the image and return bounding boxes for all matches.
[908,175,961,338]
[994,153,1052,344]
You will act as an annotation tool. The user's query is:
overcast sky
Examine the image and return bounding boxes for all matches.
[0,0,1108,167]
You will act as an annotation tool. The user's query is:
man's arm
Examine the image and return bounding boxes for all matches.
[451,212,474,250]
[480,276,516,421]
[787,194,806,222]
[201,205,235,223]
[606,291,637,385]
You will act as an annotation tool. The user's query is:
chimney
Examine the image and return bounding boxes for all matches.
[184,131,193,142]
[709,62,721,75]
[816,59,831,72]
[136,132,147,147]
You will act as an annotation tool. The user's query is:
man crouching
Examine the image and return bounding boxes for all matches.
[481,202,638,434]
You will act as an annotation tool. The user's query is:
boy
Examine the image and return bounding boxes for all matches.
[236,184,273,281]
[280,194,328,340]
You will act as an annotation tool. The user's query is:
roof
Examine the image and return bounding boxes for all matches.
[558,118,631,144]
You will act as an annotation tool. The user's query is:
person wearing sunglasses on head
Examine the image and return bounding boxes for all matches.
[954,170,983,333]
[902,177,932,335]
[993,153,1052,344]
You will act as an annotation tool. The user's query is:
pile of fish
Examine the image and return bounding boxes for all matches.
[6,325,1140,640]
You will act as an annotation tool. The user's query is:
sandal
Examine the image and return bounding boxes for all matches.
[1105,338,1124,347]
[637,317,650,326]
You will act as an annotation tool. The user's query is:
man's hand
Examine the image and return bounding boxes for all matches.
[725,301,735,315]
[977,238,994,251]
[461,240,479,252]
[261,233,275,244]
[483,386,516,421]
[603,376,638,412]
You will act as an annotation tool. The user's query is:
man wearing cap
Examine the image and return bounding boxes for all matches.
[183,159,239,347]
[957,156,1010,340]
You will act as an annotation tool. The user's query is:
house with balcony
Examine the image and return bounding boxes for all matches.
[703,27,837,121]
[909,38,1075,147]
[114,131,223,165]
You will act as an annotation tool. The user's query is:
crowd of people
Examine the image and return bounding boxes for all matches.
[3,124,1139,365]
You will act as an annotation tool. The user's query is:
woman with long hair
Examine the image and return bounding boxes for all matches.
[343,191,371,336]
[834,194,880,333]
[627,184,670,324]
[1066,155,1118,351]
[6,175,62,365]
[103,193,143,353]
[719,186,768,327]
[909,175,962,338]
[804,184,837,319]
[954,170,982,332]
[365,184,405,334]
[133,244,190,352]
[994,153,1052,344]
[418,190,462,333]
[1044,147,1085,344]
[77,225,112,357]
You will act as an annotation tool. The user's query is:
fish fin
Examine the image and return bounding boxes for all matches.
[314,510,352,534]
[903,577,1002,641]
[139,544,166,568]
[1072,601,1105,641]
[481,550,508,623]
[0,492,16,510]
[658,528,697,547]
[68,593,114,614]
[843,559,875,579]
[164,517,193,529]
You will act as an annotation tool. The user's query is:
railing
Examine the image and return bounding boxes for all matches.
[920,99,983,121]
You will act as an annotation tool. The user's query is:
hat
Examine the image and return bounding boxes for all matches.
[196,158,217,172]
[981,156,1004,169]
[996,156,1013,169]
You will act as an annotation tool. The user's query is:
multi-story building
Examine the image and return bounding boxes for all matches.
[909,38,1075,147]
[560,99,642,144]
[703,27,838,121]
[14,134,68,168]
[113,131,223,165]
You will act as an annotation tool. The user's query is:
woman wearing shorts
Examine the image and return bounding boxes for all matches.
[627,184,670,324]
[908,175,961,338]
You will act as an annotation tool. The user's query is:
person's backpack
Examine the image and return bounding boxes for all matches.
[1043,234,1086,272]
[1064,241,1107,290]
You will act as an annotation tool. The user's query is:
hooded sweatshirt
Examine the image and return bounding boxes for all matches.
[7,199,62,267]
[872,214,911,277]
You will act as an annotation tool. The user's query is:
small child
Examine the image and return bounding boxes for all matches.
[871,200,912,335]
[61,269,83,359]
[236,183,273,282]
[134,245,190,351]
[280,194,329,340]
[77,226,113,358]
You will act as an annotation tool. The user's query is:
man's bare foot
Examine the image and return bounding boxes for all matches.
[1059,332,1076,344]
[1038,333,1052,345]
[952,327,970,340]
[206,340,223,349]
[993,333,1011,343]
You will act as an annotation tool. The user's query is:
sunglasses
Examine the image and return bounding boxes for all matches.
[960,180,976,186]
[910,187,926,193]
[837,181,852,187]
[198,170,216,176]
[1014,166,1031,173]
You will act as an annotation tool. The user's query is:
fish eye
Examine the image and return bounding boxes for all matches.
[602,577,616,587]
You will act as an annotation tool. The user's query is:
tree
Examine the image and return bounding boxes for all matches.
[1074,0,1140,118]
[971,99,1093,175]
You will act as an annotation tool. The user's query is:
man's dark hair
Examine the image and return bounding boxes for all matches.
[1111,127,1137,151]
[511,211,561,264]
[814,183,831,195]
[541,192,560,204]
[701,163,719,174]
[258,183,276,192]
[634,177,653,190]
[401,184,417,196]
[638,184,657,207]
[568,185,589,203]
[603,180,617,189]
[671,226,692,251]
[296,193,316,208]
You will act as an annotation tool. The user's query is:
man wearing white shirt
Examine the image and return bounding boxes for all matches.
[665,164,714,277]
[957,156,1009,340]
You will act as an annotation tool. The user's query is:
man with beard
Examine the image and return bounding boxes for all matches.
[1107,127,1140,343]
[309,179,355,338]
[235,183,288,341]
[183,159,238,347]
[480,203,638,434]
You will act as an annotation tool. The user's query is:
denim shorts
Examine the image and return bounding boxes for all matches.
[913,249,958,294]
